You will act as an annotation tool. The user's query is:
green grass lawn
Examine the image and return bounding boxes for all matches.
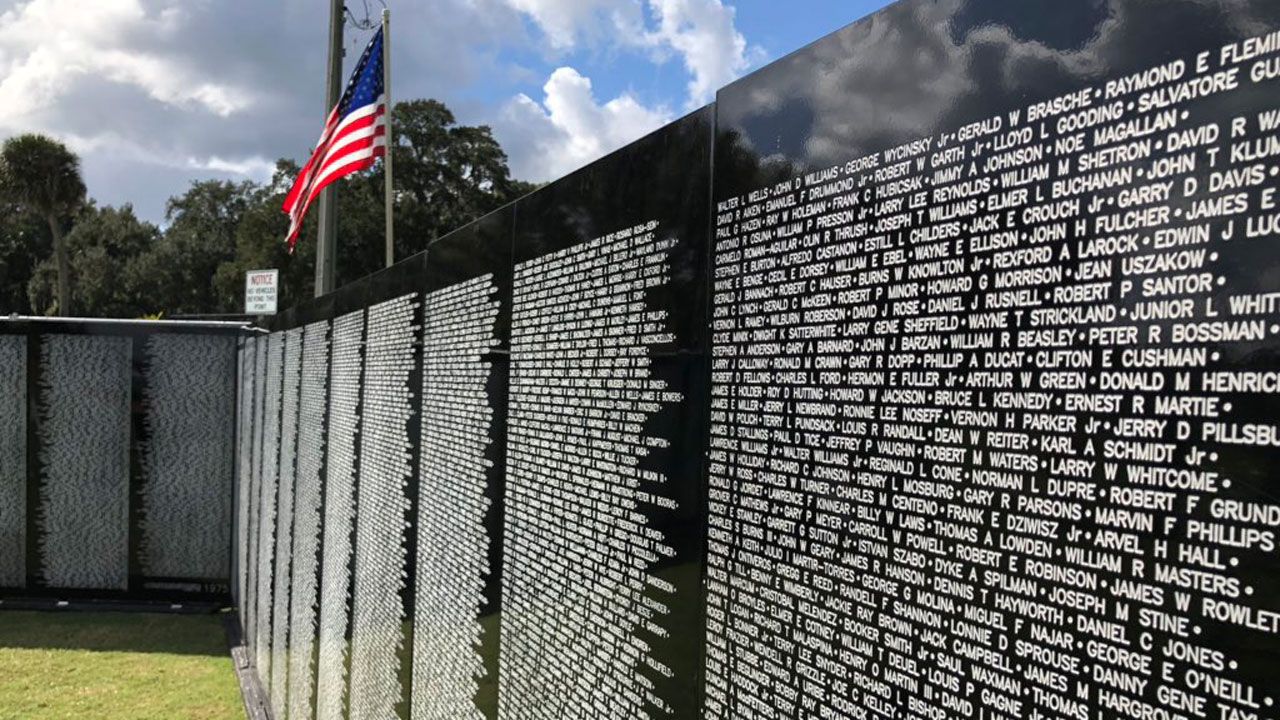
[0,611,244,720]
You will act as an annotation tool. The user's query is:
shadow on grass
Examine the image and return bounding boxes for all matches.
[0,610,231,656]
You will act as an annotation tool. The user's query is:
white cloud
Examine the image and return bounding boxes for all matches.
[644,0,754,107]
[0,0,254,125]
[496,66,672,181]
[502,0,644,49]
[191,155,276,179]
[503,0,757,107]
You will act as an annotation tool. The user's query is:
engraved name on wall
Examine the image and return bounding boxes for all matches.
[413,275,501,720]
[288,320,331,720]
[348,294,418,720]
[37,335,131,590]
[316,309,365,720]
[138,334,236,581]
[500,223,684,719]
[0,336,24,588]
[706,31,1280,720]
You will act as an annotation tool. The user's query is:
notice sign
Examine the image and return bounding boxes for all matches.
[245,269,279,315]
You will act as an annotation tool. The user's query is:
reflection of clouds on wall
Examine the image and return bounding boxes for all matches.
[138,334,236,580]
[38,335,131,590]
[0,337,24,588]
[721,0,1280,173]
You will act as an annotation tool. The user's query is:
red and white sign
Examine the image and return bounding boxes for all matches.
[245,269,279,315]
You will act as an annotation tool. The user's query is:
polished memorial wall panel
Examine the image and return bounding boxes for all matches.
[706,1,1280,718]
[411,211,513,720]
[138,334,236,583]
[253,332,284,680]
[270,327,304,717]
[349,293,419,720]
[316,309,365,720]
[288,320,331,720]
[245,336,269,646]
[0,336,24,588]
[37,335,132,590]
[413,277,499,720]
[235,340,256,607]
[498,108,712,720]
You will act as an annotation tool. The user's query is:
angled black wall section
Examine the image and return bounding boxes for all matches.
[706,1,1280,718]
[497,106,713,720]
[348,291,420,720]
[229,2,1280,719]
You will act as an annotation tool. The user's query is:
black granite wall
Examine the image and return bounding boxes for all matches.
[236,1,1280,718]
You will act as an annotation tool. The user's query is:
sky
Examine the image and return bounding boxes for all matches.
[0,0,893,224]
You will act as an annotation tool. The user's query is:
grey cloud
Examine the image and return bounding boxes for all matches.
[0,0,528,222]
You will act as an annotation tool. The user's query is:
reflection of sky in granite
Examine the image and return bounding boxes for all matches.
[719,0,1280,176]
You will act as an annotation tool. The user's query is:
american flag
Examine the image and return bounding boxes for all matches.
[283,28,387,250]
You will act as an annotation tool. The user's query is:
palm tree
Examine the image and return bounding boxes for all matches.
[0,134,86,316]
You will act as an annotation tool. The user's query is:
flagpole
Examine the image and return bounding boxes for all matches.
[382,8,395,269]
[315,0,343,297]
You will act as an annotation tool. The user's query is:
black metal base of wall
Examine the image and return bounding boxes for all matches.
[223,611,272,720]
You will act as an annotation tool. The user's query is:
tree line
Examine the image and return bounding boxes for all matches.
[0,100,536,318]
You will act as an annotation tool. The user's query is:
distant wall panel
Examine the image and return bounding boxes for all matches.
[316,310,365,720]
[37,335,131,590]
[245,337,268,650]
[270,327,304,717]
[138,334,236,582]
[0,336,24,588]
[235,340,257,609]
[253,333,284,682]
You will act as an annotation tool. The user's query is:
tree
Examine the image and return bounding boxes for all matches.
[0,199,50,314]
[27,203,160,318]
[0,134,86,316]
[132,180,257,315]
[220,100,534,306]
[214,160,319,311]
[0,97,537,316]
